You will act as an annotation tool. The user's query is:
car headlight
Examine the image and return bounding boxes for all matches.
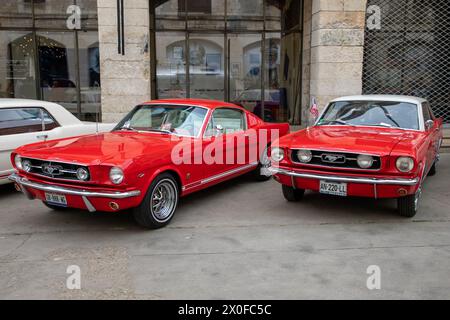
[271,147,285,162]
[22,160,32,172]
[357,155,374,169]
[396,157,415,172]
[109,167,124,184]
[297,149,312,163]
[14,154,23,170]
[76,167,89,181]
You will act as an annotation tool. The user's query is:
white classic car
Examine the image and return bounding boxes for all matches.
[0,99,115,184]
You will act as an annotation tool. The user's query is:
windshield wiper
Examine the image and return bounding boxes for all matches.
[321,119,354,126]
[367,123,394,128]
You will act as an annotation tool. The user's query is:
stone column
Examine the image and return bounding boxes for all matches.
[97,0,151,122]
[308,0,367,113]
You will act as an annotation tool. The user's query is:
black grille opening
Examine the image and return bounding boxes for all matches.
[291,150,381,170]
[22,158,90,181]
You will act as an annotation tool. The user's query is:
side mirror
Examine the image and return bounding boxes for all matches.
[425,119,434,131]
[214,124,224,136]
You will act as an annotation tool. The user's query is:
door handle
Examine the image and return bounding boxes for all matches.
[36,134,48,140]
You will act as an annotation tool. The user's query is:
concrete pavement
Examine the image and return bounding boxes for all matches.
[0,156,450,299]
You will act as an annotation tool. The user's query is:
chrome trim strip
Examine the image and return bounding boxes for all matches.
[269,167,419,186]
[183,162,258,191]
[9,173,141,199]
[201,162,258,185]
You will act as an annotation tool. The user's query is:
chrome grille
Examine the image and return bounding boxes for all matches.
[22,158,90,181]
[291,150,381,170]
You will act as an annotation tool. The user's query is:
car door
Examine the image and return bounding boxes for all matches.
[205,107,250,176]
[0,107,60,178]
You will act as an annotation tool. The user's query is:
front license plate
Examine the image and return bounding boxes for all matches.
[45,192,67,206]
[319,181,347,197]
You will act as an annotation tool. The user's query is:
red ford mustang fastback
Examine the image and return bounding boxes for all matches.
[10,99,289,228]
[270,95,443,218]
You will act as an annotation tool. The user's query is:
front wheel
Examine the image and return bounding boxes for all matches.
[133,173,179,229]
[397,187,421,218]
[282,185,305,202]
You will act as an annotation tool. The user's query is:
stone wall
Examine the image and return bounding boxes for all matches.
[307,0,367,114]
[97,0,151,122]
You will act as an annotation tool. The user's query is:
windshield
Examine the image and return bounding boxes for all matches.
[115,105,208,137]
[317,101,419,130]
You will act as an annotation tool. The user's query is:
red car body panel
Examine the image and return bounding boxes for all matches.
[11,99,290,212]
[272,117,443,199]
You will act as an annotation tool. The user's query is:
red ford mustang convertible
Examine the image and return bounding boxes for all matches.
[270,95,443,217]
[10,99,289,228]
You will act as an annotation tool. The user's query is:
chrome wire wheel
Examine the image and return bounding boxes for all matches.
[259,146,272,177]
[150,179,178,222]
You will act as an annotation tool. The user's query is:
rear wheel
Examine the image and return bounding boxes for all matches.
[282,185,305,202]
[133,173,179,229]
[397,187,421,218]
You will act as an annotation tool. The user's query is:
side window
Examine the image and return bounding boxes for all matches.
[212,108,246,134]
[422,103,432,122]
[0,108,43,136]
[0,108,59,136]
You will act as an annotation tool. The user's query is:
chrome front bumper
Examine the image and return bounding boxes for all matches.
[269,167,419,186]
[9,173,141,212]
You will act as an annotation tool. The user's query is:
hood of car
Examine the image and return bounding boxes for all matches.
[16,131,186,166]
[280,126,422,156]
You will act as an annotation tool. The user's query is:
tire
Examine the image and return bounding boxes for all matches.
[133,173,179,229]
[253,146,272,182]
[282,185,305,202]
[397,187,421,218]
[428,162,436,176]
[42,201,68,211]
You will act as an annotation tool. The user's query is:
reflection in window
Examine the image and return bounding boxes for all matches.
[0,31,37,99]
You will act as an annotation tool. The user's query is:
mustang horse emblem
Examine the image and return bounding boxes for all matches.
[322,154,346,163]
[42,163,63,175]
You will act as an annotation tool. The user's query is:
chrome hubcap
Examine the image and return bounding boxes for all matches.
[260,147,272,176]
[151,180,177,222]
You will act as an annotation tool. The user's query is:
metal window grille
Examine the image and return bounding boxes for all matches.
[363,0,450,124]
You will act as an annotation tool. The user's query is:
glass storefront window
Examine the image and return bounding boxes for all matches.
[37,31,78,113]
[189,35,225,100]
[156,32,187,99]
[0,31,37,99]
[228,34,262,113]
[1,0,101,121]
[78,31,100,121]
[76,0,99,29]
[155,0,186,30]
[265,0,281,30]
[34,0,74,29]
[227,0,264,31]
[0,0,33,28]
[152,0,303,124]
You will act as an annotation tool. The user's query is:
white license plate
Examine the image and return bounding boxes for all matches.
[319,181,347,197]
[45,192,67,206]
